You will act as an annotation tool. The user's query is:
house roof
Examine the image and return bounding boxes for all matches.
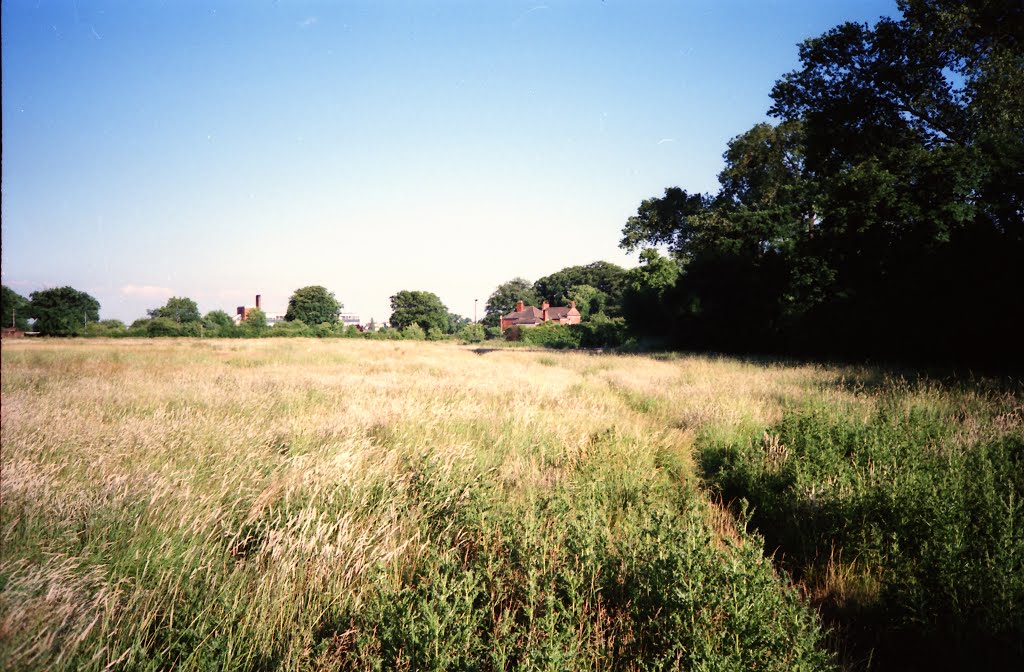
[501,306,545,326]
[501,303,581,325]
[546,306,580,320]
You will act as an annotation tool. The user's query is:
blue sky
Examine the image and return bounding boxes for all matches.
[2,0,896,324]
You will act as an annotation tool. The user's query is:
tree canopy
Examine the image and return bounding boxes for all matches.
[29,286,100,336]
[243,307,267,330]
[285,286,342,325]
[203,310,234,330]
[620,0,1023,364]
[447,312,471,335]
[533,261,627,316]
[483,278,540,327]
[147,296,201,323]
[389,290,449,333]
[1,285,31,330]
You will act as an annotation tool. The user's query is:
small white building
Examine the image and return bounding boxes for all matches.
[264,312,287,326]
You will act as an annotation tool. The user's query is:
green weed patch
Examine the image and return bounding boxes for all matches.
[700,388,1024,669]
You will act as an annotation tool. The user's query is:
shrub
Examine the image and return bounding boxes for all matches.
[83,320,127,337]
[269,320,311,338]
[457,323,486,343]
[203,310,235,333]
[145,317,182,337]
[402,324,426,340]
[515,323,582,349]
[577,315,628,348]
[333,455,833,671]
[700,394,1024,668]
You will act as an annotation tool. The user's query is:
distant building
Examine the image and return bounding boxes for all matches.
[234,294,284,325]
[264,312,287,326]
[339,313,361,327]
[235,294,264,324]
[500,300,581,330]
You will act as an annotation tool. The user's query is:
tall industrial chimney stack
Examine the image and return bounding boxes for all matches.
[256,294,262,310]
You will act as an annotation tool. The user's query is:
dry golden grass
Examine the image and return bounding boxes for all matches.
[1,338,852,670]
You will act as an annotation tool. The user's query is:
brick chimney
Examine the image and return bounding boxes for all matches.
[256,294,262,310]
[542,300,549,321]
[516,300,524,312]
[569,300,576,310]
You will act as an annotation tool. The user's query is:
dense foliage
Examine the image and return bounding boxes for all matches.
[533,261,627,317]
[701,379,1024,669]
[389,290,449,334]
[203,310,235,335]
[482,278,540,327]
[1,285,32,330]
[284,286,342,325]
[28,286,100,336]
[147,296,201,324]
[1,341,838,671]
[621,0,1023,365]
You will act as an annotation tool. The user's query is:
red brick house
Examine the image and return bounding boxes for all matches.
[500,300,582,330]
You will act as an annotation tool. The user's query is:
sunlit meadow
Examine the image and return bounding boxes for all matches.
[2,339,1020,670]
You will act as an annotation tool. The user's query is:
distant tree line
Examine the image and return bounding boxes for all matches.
[6,3,1018,364]
[2,286,100,336]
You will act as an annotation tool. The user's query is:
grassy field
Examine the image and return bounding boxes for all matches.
[1,339,1021,670]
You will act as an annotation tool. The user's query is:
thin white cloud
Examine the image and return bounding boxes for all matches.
[1,278,36,290]
[513,5,549,26]
[120,284,174,299]
[298,16,318,28]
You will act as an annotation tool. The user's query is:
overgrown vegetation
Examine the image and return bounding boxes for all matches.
[2,339,837,671]
[619,0,1023,366]
[507,317,631,350]
[700,377,1024,669]
[5,338,1020,671]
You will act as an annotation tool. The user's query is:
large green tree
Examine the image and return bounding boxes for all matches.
[621,250,682,339]
[147,296,201,323]
[566,285,607,320]
[29,286,100,336]
[202,310,236,336]
[767,0,1023,360]
[447,312,471,335]
[389,290,449,333]
[621,0,1023,363]
[533,261,627,316]
[620,122,812,349]
[203,310,234,330]
[482,278,540,327]
[243,307,267,331]
[285,286,342,325]
[1,285,32,330]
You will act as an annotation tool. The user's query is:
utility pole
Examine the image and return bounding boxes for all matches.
[474,299,478,324]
